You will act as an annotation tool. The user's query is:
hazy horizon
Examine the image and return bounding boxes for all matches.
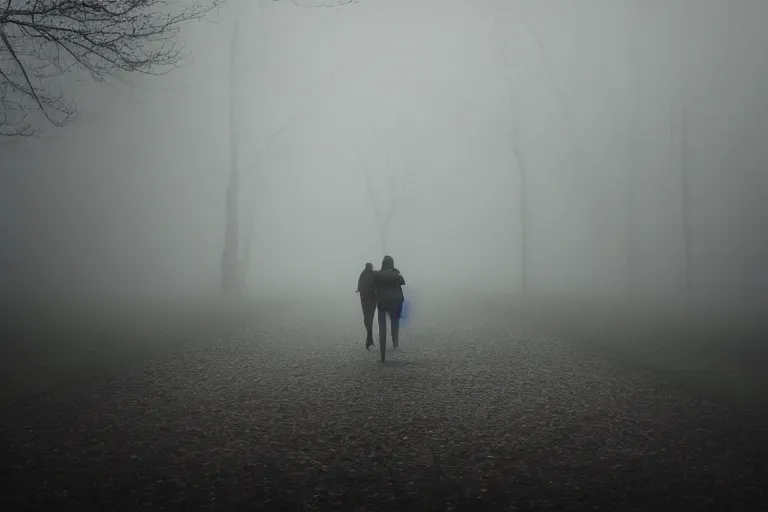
[2,0,767,309]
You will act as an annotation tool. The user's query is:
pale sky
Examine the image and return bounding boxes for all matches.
[1,0,767,304]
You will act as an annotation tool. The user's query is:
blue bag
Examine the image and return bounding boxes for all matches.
[399,297,410,326]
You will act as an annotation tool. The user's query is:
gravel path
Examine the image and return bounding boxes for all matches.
[1,303,766,511]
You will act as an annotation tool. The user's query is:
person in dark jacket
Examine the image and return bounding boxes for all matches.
[356,262,377,350]
[373,255,405,362]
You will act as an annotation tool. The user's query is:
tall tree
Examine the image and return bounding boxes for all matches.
[487,2,532,296]
[623,0,644,295]
[625,91,639,294]
[516,0,586,180]
[221,0,275,296]
[0,0,222,136]
[670,85,693,294]
[221,0,346,295]
[356,124,411,257]
[221,19,243,296]
[505,88,531,297]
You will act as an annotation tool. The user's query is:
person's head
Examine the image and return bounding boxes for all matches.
[381,255,395,270]
[365,262,373,270]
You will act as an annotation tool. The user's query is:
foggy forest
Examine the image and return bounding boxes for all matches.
[1,0,767,510]
[2,0,766,305]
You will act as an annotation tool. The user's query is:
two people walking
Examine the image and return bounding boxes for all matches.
[356,255,406,363]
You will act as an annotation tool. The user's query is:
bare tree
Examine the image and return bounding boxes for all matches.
[221,0,348,295]
[356,124,411,257]
[221,0,277,296]
[516,0,586,180]
[503,84,531,296]
[221,18,243,296]
[487,2,532,296]
[669,84,692,294]
[622,1,646,296]
[624,39,641,295]
[625,88,639,294]
[0,0,223,136]
[220,5,273,296]
[516,0,612,293]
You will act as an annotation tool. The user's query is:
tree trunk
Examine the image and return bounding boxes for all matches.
[239,206,256,285]
[487,0,534,297]
[222,166,241,295]
[222,21,242,297]
[624,4,643,297]
[520,170,529,295]
[625,161,636,294]
[510,148,529,296]
[500,79,530,296]
[680,100,692,294]
[626,101,638,294]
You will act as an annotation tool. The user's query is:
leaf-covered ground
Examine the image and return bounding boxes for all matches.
[1,304,766,511]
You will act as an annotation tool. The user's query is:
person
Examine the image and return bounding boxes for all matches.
[373,255,405,363]
[356,262,377,350]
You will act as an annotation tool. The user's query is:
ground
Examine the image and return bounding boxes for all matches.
[1,297,766,510]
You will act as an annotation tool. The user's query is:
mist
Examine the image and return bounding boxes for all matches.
[0,0,765,311]
[2,2,768,508]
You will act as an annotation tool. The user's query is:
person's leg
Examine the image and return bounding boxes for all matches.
[377,303,387,362]
[363,299,375,349]
[390,301,402,349]
[360,297,370,348]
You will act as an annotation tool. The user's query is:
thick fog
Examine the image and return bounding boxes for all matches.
[1,0,767,308]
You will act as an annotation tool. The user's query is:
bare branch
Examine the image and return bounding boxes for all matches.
[355,120,413,254]
[1,0,224,135]
[242,64,343,177]
[516,0,584,171]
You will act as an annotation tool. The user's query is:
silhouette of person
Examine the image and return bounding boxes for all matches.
[356,262,377,350]
[373,255,405,362]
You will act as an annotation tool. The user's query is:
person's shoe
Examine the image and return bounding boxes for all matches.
[365,339,374,351]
